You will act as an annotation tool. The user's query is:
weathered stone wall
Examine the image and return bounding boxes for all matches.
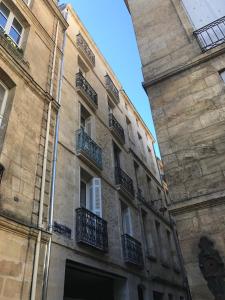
[127,0,225,299]
[0,0,67,299]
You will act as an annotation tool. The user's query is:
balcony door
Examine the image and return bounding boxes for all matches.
[80,104,92,137]
[113,142,121,169]
[121,202,132,236]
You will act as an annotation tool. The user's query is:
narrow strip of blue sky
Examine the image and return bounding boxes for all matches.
[66,0,160,157]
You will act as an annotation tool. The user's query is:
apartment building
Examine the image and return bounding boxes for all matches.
[126,0,225,299]
[0,0,68,299]
[44,4,187,300]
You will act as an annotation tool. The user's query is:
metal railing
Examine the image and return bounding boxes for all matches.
[105,74,119,103]
[76,129,102,170]
[194,16,225,52]
[109,113,125,144]
[76,207,108,252]
[76,33,95,66]
[115,167,134,197]
[122,234,144,267]
[76,72,98,107]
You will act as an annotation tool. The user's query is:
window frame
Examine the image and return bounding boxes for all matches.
[0,81,8,127]
[0,1,24,47]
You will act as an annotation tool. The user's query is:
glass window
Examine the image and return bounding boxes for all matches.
[0,2,9,29]
[9,18,22,44]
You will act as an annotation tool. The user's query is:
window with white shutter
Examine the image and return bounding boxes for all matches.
[182,0,225,29]
[91,178,102,217]
[121,202,132,236]
[0,82,8,127]
[80,105,92,137]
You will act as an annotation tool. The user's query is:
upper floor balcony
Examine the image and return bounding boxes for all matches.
[109,113,125,145]
[105,74,120,104]
[122,234,144,268]
[76,72,98,111]
[115,166,134,200]
[76,129,103,171]
[194,16,225,52]
[76,207,108,252]
[76,33,95,68]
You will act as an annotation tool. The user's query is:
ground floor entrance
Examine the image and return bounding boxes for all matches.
[63,260,125,300]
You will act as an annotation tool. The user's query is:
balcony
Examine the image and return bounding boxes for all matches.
[122,234,144,268]
[76,207,108,252]
[105,75,120,104]
[194,16,225,52]
[115,167,134,200]
[76,72,98,110]
[109,113,125,145]
[76,33,95,67]
[76,129,103,171]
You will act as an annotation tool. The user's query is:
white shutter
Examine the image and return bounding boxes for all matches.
[182,0,225,29]
[0,83,7,127]
[92,178,102,217]
[123,208,132,236]
[85,117,92,137]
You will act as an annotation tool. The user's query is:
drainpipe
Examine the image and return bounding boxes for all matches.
[171,218,192,300]
[42,9,68,300]
[30,20,60,300]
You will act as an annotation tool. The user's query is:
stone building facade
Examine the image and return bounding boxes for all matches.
[44,4,187,300]
[0,1,187,299]
[126,0,225,299]
[0,0,67,299]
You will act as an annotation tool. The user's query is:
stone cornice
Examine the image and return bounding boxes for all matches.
[0,213,51,241]
[0,45,60,110]
[143,44,225,89]
[41,0,68,29]
[169,190,225,215]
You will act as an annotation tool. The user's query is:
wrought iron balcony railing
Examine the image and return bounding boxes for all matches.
[194,16,225,52]
[76,33,95,67]
[76,207,108,252]
[105,75,120,104]
[76,129,103,170]
[122,234,144,267]
[115,167,134,198]
[76,72,98,110]
[109,113,125,144]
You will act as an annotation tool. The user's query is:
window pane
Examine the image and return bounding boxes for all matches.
[0,2,9,29]
[9,27,21,44]
[9,18,22,45]
[12,18,22,34]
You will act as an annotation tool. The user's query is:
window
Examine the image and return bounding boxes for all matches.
[80,169,102,217]
[0,2,23,46]
[142,210,156,259]
[0,163,4,184]
[219,70,225,83]
[134,161,139,187]
[0,81,8,127]
[168,294,173,300]
[126,117,135,145]
[121,202,132,236]
[113,142,121,169]
[80,105,92,136]
[153,291,164,300]
[138,285,144,300]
